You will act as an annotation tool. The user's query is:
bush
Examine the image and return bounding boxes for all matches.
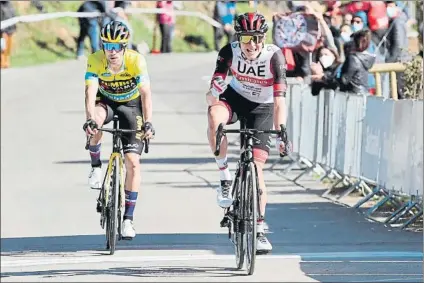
[403,54,423,99]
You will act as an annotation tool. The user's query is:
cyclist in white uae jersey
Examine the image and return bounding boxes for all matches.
[206,12,292,253]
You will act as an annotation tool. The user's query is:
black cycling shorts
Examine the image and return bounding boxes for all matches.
[217,86,274,155]
[96,94,144,155]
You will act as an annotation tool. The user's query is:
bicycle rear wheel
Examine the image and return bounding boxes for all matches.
[106,157,120,255]
[244,162,258,275]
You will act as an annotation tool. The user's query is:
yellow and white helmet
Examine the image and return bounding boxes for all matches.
[100,20,130,44]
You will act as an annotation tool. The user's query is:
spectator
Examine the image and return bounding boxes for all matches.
[76,1,104,59]
[156,1,175,53]
[351,11,367,33]
[385,1,409,99]
[311,46,342,95]
[350,11,379,94]
[101,1,131,26]
[286,51,312,81]
[385,1,409,63]
[339,29,376,93]
[287,1,306,12]
[337,24,353,61]
[343,13,353,25]
[0,1,17,69]
[340,24,352,43]
[31,0,44,13]
[305,3,337,51]
[212,0,237,52]
[322,13,342,55]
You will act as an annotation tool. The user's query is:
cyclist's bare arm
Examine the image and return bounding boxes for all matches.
[206,44,232,103]
[139,84,152,123]
[84,63,100,120]
[271,48,288,129]
[135,55,152,123]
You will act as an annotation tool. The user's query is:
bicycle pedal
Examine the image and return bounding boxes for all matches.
[121,236,134,241]
[220,216,230,228]
[256,250,272,255]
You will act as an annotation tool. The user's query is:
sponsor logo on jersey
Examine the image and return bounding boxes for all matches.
[99,78,137,94]
[237,61,266,77]
[101,72,112,77]
[120,72,132,78]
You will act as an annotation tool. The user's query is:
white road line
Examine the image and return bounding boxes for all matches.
[353,277,423,282]
[309,273,421,276]
[2,251,423,268]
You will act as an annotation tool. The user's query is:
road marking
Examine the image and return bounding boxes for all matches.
[353,277,423,282]
[2,251,422,268]
[309,273,421,276]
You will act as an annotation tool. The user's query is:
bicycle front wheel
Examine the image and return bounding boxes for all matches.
[106,157,120,255]
[244,162,258,275]
[232,168,244,270]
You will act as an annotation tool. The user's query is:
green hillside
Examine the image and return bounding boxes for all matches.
[9,1,277,67]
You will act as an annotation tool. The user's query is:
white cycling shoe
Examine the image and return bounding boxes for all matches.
[121,219,136,239]
[88,167,102,189]
[217,180,233,208]
[257,220,272,253]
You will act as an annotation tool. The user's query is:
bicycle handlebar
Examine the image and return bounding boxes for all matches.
[84,128,152,154]
[214,123,289,157]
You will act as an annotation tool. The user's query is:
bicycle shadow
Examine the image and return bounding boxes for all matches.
[1,233,234,257]
[1,266,243,279]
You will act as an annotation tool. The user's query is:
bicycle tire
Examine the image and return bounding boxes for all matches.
[244,162,258,275]
[232,169,244,270]
[106,157,120,255]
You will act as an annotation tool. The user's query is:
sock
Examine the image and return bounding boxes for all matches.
[257,215,265,234]
[124,190,138,221]
[215,156,232,181]
[89,143,101,167]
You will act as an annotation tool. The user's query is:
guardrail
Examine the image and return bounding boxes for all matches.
[0,7,275,32]
[0,8,224,30]
[279,78,423,229]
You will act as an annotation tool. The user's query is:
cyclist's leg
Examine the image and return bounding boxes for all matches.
[207,86,238,208]
[88,95,114,189]
[247,103,274,252]
[116,100,144,238]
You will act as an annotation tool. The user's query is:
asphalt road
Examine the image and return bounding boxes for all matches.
[1,53,423,282]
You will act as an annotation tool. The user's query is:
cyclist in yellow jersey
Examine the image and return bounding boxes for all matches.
[83,21,154,239]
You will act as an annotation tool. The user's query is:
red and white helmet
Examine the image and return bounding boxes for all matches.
[234,12,269,34]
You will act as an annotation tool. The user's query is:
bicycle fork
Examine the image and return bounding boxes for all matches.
[96,153,125,229]
[220,161,245,242]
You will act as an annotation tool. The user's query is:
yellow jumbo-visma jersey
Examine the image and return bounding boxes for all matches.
[85,49,150,102]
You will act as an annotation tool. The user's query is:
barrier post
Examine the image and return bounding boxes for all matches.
[375,72,382,97]
[151,23,160,54]
[390,71,398,100]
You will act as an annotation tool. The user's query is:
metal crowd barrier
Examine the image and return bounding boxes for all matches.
[281,78,423,229]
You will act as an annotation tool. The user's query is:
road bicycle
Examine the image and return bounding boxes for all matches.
[215,118,289,275]
[85,115,151,255]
